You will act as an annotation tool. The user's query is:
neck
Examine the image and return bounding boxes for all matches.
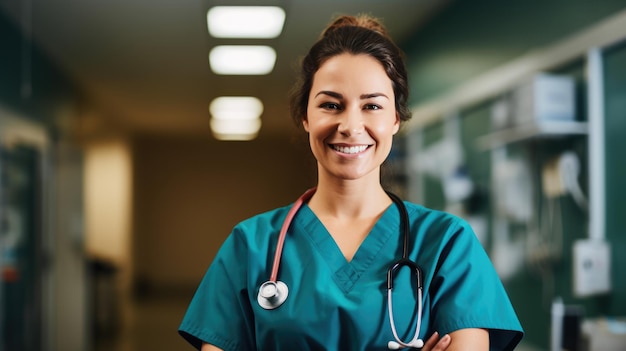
[309,175,391,220]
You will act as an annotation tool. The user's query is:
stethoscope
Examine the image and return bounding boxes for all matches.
[257,188,425,349]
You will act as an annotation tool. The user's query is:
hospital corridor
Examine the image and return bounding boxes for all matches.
[91,293,190,351]
[2,1,626,350]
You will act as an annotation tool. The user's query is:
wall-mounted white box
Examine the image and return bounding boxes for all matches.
[573,239,611,297]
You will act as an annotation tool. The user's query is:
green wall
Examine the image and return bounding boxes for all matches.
[604,42,626,314]
[402,0,626,104]
[400,1,626,348]
[0,8,77,127]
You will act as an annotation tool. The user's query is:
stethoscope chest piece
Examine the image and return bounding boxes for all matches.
[257,280,289,310]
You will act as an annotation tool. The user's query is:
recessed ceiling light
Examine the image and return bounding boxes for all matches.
[209,45,276,75]
[207,6,286,39]
[210,96,264,120]
[210,119,262,141]
[209,97,263,140]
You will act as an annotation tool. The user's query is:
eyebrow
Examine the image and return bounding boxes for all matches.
[360,92,389,100]
[314,91,389,100]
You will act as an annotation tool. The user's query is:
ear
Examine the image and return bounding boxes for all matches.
[302,117,310,132]
[392,113,400,135]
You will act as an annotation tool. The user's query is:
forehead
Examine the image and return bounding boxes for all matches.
[311,53,393,96]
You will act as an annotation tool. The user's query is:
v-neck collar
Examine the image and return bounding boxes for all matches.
[295,203,398,294]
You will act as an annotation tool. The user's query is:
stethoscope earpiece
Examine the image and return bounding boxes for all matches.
[387,341,401,350]
[387,339,424,350]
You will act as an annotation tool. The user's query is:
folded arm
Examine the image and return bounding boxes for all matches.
[199,328,488,351]
[420,328,489,351]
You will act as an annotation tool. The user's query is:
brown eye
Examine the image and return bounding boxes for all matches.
[320,102,342,110]
[364,104,382,110]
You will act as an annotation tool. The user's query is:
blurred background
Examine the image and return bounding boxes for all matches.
[1,0,625,350]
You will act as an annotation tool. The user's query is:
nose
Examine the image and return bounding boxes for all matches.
[337,107,364,136]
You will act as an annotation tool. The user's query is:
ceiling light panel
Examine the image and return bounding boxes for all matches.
[210,119,262,141]
[207,6,286,39]
[210,96,264,120]
[209,45,276,75]
[209,96,264,141]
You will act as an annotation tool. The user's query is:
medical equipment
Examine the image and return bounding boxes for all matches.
[257,188,425,349]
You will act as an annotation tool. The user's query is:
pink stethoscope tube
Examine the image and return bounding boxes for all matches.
[268,187,317,282]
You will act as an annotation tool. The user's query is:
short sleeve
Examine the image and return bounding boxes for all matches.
[429,220,524,351]
[178,227,255,351]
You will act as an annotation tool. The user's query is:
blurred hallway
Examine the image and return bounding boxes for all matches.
[2,2,626,350]
[94,292,193,351]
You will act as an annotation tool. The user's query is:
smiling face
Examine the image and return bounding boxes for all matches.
[303,53,400,183]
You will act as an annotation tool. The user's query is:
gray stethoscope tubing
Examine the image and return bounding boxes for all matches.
[385,192,424,349]
[257,188,424,350]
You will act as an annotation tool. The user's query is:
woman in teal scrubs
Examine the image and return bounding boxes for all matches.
[179,14,523,351]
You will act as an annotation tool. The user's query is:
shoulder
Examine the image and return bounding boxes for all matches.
[403,202,473,235]
[210,204,293,268]
[235,205,291,232]
[228,204,293,248]
[401,201,481,260]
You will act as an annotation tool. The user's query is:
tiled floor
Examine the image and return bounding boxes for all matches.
[95,293,194,351]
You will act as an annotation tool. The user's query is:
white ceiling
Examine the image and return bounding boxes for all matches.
[1,0,449,139]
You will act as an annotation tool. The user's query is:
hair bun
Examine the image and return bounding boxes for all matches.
[322,14,390,39]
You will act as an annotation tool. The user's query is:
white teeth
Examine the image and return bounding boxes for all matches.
[332,145,368,154]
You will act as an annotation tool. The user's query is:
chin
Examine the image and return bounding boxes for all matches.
[330,167,374,181]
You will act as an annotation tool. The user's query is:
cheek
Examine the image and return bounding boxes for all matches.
[373,120,398,138]
[305,117,332,137]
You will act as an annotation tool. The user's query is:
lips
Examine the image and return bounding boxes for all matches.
[330,144,369,154]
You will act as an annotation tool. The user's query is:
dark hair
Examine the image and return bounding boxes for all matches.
[289,14,411,126]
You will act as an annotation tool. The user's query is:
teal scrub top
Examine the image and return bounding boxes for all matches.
[179,201,524,351]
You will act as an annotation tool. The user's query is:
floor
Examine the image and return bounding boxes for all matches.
[94,292,195,351]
